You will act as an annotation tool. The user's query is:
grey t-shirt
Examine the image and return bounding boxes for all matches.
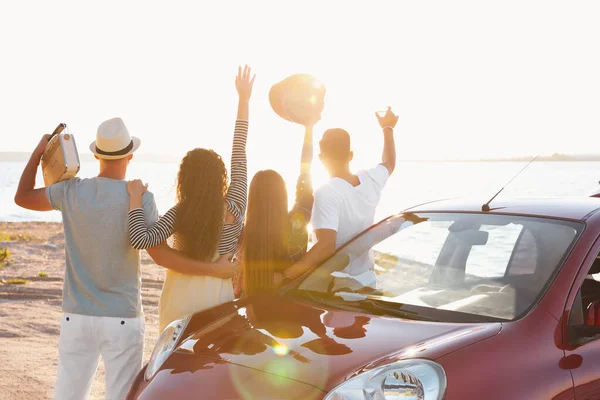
[46,177,158,318]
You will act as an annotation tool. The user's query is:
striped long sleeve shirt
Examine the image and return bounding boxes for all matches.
[127,119,248,256]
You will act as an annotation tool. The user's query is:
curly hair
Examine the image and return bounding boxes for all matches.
[174,148,228,262]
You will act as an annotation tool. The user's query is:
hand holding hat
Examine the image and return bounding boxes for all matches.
[269,74,326,127]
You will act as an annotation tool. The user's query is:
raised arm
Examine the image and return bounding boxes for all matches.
[224,121,248,221]
[235,64,254,121]
[375,107,398,176]
[287,126,316,262]
[290,125,315,219]
[224,66,255,223]
[14,134,53,211]
[300,125,314,176]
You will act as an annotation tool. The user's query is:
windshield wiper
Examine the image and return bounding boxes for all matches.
[289,289,507,323]
[344,297,441,322]
[290,290,440,322]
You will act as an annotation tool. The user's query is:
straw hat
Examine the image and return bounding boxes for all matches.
[269,74,326,126]
[89,117,141,160]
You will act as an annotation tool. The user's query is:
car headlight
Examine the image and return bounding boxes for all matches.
[145,315,191,380]
[324,359,446,400]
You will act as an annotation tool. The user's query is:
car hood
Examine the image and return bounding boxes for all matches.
[174,294,501,390]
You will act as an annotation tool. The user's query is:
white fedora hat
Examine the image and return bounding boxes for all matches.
[89,117,141,160]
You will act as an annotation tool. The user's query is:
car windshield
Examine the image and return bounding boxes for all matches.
[295,212,582,322]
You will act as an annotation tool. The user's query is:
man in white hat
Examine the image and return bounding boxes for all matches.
[15,118,156,399]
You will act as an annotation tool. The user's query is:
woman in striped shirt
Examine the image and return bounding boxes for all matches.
[126,65,254,332]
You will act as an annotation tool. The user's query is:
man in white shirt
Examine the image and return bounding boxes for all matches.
[282,107,398,289]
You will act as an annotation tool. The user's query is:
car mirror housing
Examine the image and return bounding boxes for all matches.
[453,229,489,246]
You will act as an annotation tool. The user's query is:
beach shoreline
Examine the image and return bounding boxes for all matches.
[0,222,164,400]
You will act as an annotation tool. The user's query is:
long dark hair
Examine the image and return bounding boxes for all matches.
[242,170,291,295]
[174,148,227,261]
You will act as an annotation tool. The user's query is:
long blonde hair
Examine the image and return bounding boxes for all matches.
[242,170,291,295]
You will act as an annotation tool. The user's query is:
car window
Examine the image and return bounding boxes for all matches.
[465,223,524,278]
[569,252,600,345]
[297,213,581,321]
[374,220,449,296]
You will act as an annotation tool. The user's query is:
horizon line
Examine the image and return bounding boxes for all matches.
[1,151,600,163]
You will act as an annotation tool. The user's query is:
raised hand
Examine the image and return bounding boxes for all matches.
[235,65,256,102]
[34,134,52,158]
[375,106,399,130]
[304,109,322,128]
[127,179,148,198]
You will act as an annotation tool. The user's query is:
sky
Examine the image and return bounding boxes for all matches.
[2,1,600,177]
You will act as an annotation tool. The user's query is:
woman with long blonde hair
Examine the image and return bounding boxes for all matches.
[234,122,315,297]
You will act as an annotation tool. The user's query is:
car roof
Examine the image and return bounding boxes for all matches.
[403,197,600,221]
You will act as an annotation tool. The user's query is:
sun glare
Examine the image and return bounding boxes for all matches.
[273,344,289,356]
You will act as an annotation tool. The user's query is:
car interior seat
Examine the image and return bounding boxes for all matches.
[581,255,600,308]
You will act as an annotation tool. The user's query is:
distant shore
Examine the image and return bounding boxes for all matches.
[0,152,179,163]
[3,151,600,163]
[410,154,600,162]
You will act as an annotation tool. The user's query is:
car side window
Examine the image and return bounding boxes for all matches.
[568,253,600,346]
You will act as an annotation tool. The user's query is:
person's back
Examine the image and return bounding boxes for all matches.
[14,116,158,400]
[283,108,398,290]
[312,164,388,278]
[49,177,156,317]
[311,163,389,291]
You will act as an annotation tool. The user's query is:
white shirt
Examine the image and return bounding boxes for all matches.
[311,164,389,288]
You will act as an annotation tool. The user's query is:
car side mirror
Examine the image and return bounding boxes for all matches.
[575,301,600,338]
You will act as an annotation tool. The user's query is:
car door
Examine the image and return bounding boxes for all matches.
[564,246,600,400]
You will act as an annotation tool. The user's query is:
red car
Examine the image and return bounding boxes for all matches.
[128,197,600,400]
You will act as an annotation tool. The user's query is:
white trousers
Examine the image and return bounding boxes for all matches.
[53,313,145,400]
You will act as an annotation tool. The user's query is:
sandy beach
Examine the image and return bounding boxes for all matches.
[0,222,165,400]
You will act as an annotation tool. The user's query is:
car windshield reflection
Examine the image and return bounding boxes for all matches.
[296,212,582,321]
